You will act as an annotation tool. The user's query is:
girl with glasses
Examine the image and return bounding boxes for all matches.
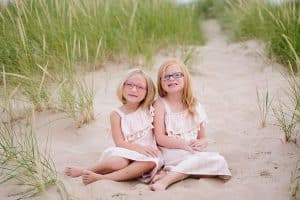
[64,68,163,185]
[150,59,231,191]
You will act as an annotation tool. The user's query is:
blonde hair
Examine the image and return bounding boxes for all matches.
[117,68,155,109]
[157,59,197,116]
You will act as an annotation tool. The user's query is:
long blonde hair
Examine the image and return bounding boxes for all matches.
[117,68,155,109]
[157,59,197,116]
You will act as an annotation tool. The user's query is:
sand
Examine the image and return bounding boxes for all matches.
[1,19,299,200]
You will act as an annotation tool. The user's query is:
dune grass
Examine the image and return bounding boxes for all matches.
[272,71,300,143]
[59,78,95,128]
[0,0,204,76]
[273,101,297,142]
[195,0,300,73]
[224,0,300,72]
[194,0,226,19]
[1,63,94,127]
[256,87,273,128]
[290,159,300,200]
[1,66,33,124]
[0,115,69,200]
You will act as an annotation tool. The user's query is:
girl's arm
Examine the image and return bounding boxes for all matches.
[190,123,208,151]
[153,99,192,151]
[110,111,158,157]
[197,123,206,139]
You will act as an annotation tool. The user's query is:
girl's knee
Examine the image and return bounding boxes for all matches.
[136,161,156,170]
[145,161,156,169]
[109,157,130,170]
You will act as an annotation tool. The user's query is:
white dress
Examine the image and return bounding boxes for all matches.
[99,107,163,183]
[159,98,231,178]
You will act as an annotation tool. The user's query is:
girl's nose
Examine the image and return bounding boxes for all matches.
[169,75,175,80]
[131,86,138,92]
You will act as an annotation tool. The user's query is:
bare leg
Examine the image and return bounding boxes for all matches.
[150,171,189,191]
[88,156,130,174]
[82,161,156,185]
[64,156,130,177]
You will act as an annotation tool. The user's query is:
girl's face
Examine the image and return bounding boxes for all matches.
[161,65,184,94]
[122,74,147,104]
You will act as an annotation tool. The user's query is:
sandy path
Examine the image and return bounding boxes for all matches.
[1,19,299,200]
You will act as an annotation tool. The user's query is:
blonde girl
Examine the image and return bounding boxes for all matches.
[65,68,163,185]
[151,59,231,190]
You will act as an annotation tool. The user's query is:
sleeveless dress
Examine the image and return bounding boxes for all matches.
[99,107,163,183]
[159,98,231,178]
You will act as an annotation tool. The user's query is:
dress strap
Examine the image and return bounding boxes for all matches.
[114,108,125,118]
[161,98,172,113]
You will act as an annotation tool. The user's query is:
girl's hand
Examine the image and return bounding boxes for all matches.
[135,145,159,157]
[182,141,195,153]
[189,139,208,152]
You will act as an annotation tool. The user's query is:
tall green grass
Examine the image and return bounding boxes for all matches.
[290,159,300,200]
[58,78,95,128]
[273,72,300,143]
[1,65,32,123]
[223,0,300,72]
[195,0,300,72]
[256,87,273,128]
[0,117,69,199]
[0,0,204,77]
[194,0,226,19]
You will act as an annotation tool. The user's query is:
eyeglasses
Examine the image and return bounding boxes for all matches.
[124,82,147,92]
[162,72,184,81]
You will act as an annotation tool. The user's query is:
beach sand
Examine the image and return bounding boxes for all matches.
[1,19,299,200]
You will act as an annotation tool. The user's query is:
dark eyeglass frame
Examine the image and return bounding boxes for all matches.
[162,72,184,81]
[123,81,147,92]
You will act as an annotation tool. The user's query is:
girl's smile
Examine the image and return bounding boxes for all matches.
[167,82,179,87]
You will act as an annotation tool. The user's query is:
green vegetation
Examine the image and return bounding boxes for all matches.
[256,87,273,128]
[0,0,204,76]
[290,159,300,200]
[225,0,300,72]
[0,116,69,199]
[272,72,300,143]
[273,100,297,143]
[59,79,95,128]
[194,0,226,19]
[196,0,300,73]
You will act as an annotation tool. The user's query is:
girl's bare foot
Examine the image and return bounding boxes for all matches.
[218,175,231,181]
[82,170,102,185]
[64,167,83,177]
[151,170,167,184]
[149,181,167,191]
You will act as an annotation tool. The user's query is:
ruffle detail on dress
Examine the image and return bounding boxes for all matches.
[125,126,152,142]
[166,128,198,141]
